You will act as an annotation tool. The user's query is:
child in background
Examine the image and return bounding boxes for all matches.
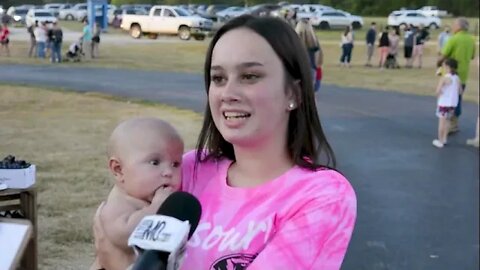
[433,59,461,148]
[90,117,184,270]
[0,22,10,56]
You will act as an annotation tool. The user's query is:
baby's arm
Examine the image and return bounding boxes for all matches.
[102,188,173,248]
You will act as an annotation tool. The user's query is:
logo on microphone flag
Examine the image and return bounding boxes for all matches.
[128,215,190,270]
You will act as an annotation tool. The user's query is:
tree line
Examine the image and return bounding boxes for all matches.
[3,0,478,17]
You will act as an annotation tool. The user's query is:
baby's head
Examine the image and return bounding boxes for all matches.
[107,117,184,202]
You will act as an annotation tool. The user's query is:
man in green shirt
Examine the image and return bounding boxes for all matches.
[438,17,476,133]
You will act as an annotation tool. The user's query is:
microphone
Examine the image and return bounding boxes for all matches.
[128,191,202,270]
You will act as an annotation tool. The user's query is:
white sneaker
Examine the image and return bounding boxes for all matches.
[432,139,444,148]
[466,138,479,147]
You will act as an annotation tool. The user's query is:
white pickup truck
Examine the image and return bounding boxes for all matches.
[418,6,448,17]
[121,5,213,40]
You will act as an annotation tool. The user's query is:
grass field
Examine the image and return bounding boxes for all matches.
[0,85,202,269]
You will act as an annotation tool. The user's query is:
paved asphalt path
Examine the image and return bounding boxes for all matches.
[1,64,478,270]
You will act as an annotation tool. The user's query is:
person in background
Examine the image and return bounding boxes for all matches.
[0,22,10,57]
[466,117,479,147]
[386,27,400,69]
[27,22,36,57]
[340,25,354,68]
[365,22,377,67]
[437,26,451,55]
[412,24,429,69]
[432,58,461,148]
[92,22,101,58]
[50,22,63,63]
[295,19,322,92]
[403,24,415,68]
[466,57,479,148]
[81,19,92,59]
[314,42,324,93]
[34,22,47,58]
[437,17,476,134]
[378,26,390,69]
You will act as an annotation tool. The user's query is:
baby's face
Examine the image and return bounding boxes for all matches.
[120,135,183,202]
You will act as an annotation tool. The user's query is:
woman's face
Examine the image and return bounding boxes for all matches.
[208,28,294,149]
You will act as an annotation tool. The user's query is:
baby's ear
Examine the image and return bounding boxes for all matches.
[108,157,123,183]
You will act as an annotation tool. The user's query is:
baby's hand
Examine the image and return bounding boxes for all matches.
[152,186,174,205]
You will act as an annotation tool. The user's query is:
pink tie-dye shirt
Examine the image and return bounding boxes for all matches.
[180,150,356,270]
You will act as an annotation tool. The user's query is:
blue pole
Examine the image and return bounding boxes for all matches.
[87,0,94,33]
[102,3,108,31]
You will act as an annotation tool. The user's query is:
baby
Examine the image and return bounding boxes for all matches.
[90,117,184,270]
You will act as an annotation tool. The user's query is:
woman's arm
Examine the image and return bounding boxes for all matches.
[247,184,356,270]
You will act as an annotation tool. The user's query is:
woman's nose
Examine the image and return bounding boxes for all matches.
[221,80,240,103]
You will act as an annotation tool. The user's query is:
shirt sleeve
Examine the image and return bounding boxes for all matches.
[247,180,357,270]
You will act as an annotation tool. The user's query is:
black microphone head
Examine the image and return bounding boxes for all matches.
[156,191,202,239]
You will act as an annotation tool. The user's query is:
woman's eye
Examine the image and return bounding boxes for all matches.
[211,75,226,84]
[172,161,181,168]
[149,160,159,166]
[241,73,260,81]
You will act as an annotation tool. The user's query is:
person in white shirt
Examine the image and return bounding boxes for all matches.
[433,58,462,148]
[339,26,354,68]
[34,22,47,58]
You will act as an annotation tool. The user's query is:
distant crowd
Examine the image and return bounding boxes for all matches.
[0,18,101,63]
[294,16,478,148]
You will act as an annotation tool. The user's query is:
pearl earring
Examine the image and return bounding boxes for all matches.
[288,103,295,109]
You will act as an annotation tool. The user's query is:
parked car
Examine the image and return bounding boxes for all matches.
[194,11,225,32]
[248,4,282,17]
[58,3,87,21]
[310,10,364,29]
[25,9,57,26]
[44,3,72,17]
[216,6,247,19]
[205,4,229,16]
[109,7,147,25]
[388,10,441,29]
[9,8,28,25]
[26,9,57,26]
[120,5,213,40]
[77,4,116,22]
[295,4,335,21]
[300,4,335,13]
[418,6,448,17]
[120,4,152,12]
[16,5,35,10]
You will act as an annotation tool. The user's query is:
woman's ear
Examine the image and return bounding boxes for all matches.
[287,80,302,111]
[108,157,124,183]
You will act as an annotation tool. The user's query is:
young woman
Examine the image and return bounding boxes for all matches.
[340,25,354,68]
[378,26,390,69]
[295,19,323,93]
[93,15,357,270]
